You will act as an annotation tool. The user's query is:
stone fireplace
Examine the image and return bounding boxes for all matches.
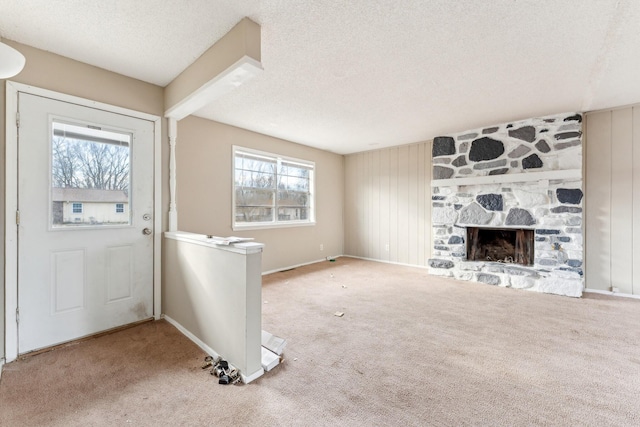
[428,112,584,297]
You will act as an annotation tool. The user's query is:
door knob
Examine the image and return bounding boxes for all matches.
[143,228,152,235]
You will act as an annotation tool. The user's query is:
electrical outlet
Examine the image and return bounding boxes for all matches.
[385,243,390,252]
[320,244,324,251]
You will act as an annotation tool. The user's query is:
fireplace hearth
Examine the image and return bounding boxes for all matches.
[467,227,534,266]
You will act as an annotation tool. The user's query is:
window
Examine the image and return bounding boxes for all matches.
[51,120,131,228]
[233,146,314,229]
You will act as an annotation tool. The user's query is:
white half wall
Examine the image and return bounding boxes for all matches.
[162,232,264,382]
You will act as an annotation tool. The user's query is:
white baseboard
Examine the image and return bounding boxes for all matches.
[584,288,640,300]
[282,254,431,271]
[262,255,343,276]
[0,358,4,381]
[162,315,220,360]
[162,315,264,384]
[242,367,265,383]
[345,255,429,270]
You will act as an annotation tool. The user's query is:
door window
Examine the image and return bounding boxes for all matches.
[51,120,131,228]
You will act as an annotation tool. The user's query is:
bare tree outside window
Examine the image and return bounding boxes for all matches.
[234,148,314,226]
[52,136,129,191]
[235,153,276,222]
[277,161,311,221]
[51,121,131,227]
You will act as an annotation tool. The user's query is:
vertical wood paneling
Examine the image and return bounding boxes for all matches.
[417,143,426,266]
[358,153,367,257]
[380,150,391,262]
[610,109,633,293]
[356,153,363,257]
[344,155,358,255]
[585,106,640,295]
[371,150,381,259]
[343,155,351,255]
[352,154,361,257]
[408,145,419,265]
[364,152,373,258]
[633,107,640,294]
[354,154,362,256]
[585,111,612,291]
[397,146,410,263]
[344,141,433,268]
[426,143,432,261]
[389,147,399,262]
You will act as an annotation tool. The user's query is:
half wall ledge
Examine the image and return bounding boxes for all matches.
[163,231,264,383]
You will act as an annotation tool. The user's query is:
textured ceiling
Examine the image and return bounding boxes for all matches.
[0,0,261,86]
[2,0,640,154]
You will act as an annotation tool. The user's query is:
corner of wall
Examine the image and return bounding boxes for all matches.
[1,80,7,361]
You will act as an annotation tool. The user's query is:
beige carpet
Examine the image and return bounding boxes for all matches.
[2,257,640,426]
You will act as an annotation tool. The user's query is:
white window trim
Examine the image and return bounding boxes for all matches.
[72,202,83,213]
[115,203,125,213]
[232,145,316,231]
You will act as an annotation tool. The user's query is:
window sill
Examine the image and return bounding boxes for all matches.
[232,221,316,232]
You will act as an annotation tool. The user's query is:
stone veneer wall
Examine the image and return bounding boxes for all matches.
[427,112,584,297]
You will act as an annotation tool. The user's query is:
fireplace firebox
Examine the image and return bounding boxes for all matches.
[466,227,534,266]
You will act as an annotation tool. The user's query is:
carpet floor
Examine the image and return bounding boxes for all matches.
[1,257,640,426]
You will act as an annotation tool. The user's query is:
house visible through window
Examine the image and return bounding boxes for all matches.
[233,146,314,229]
[50,120,131,228]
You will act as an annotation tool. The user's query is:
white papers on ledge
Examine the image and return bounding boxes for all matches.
[206,236,254,246]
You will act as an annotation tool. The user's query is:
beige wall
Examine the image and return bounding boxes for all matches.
[175,116,344,272]
[4,41,164,115]
[344,142,432,266]
[1,40,166,360]
[585,106,640,295]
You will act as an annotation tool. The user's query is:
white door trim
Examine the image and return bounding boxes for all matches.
[4,81,163,362]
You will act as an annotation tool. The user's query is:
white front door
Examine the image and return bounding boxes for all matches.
[17,92,155,354]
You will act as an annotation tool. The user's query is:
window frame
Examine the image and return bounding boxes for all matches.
[72,202,83,214]
[115,203,125,213]
[232,146,315,231]
[49,118,133,230]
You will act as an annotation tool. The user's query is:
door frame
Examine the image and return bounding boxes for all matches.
[4,81,163,362]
